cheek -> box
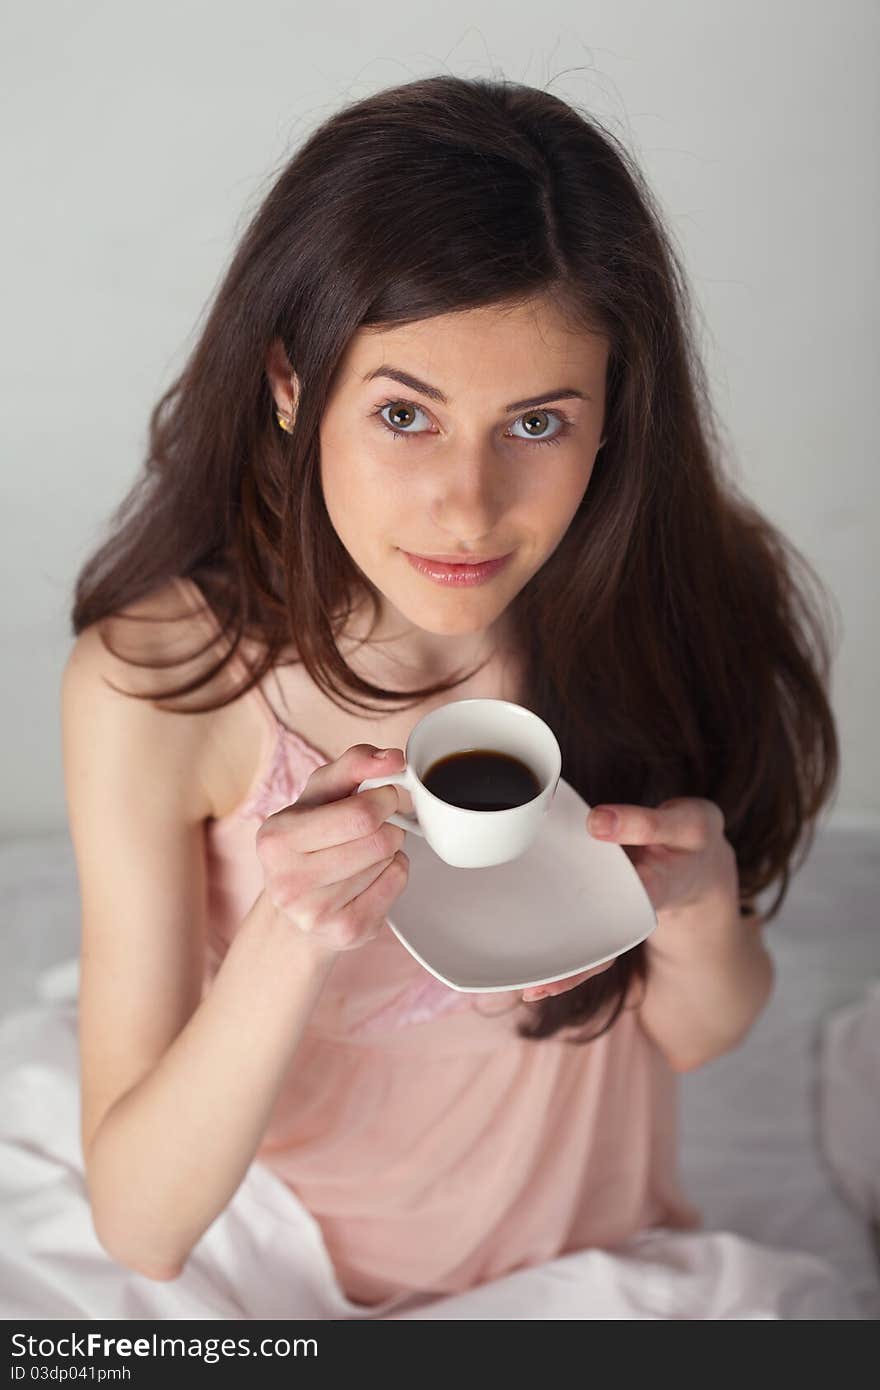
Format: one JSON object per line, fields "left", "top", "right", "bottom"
{"left": 322, "top": 428, "right": 433, "bottom": 511}
{"left": 560, "top": 453, "right": 597, "bottom": 506}
{"left": 525, "top": 456, "right": 596, "bottom": 533}
{"left": 320, "top": 431, "right": 367, "bottom": 504}
{"left": 319, "top": 443, "right": 409, "bottom": 554}
{"left": 320, "top": 446, "right": 362, "bottom": 544}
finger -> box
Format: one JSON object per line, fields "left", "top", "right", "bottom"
{"left": 299, "top": 817, "right": 408, "bottom": 890}
{"left": 586, "top": 797, "right": 724, "bottom": 851}
{"left": 298, "top": 850, "right": 409, "bottom": 940}
{"left": 295, "top": 744, "right": 405, "bottom": 811}
{"left": 271, "top": 746, "right": 406, "bottom": 850}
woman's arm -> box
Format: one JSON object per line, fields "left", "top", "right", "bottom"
{"left": 581, "top": 798, "right": 775, "bottom": 1071}
{"left": 533, "top": 799, "right": 776, "bottom": 1069}
{"left": 636, "top": 888, "right": 774, "bottom": 1072}
{"left": 62, "top": 611, "right": 337, "bottom": 1283}
{"left": 86, "top": 889, "right": 337, "bottom": 1279}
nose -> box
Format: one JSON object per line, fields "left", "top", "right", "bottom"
{"left": 429, "top": 445, "right": 507, "bottom": 542}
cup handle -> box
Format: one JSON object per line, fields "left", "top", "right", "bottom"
{"left": 356, "top": 768, "right": 426, "bottom": 838}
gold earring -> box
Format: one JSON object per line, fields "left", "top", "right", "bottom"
{"left": 275, "top": 408, "right": 295, "bottom": 434}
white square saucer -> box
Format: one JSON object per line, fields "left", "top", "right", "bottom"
{"left": 385, "top": 776, "right": 657, "bottom": 992}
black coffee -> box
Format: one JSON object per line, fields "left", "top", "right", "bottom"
{"left": 422, "top": 748, "right": 541, "bottom": 812}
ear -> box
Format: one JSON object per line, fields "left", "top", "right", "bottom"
{"left": 265, "top": 337, "right": 300, "bottom": 417}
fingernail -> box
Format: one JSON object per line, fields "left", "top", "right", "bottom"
{"left": 373, "top": 748, "right": 393, "bottom": 759}
{"left": 589, "top": 809, "right": 617, "bottom": 836}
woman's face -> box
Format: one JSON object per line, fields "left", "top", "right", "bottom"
{"left": 269, "top": 297, "right": 609, "bottom": 667}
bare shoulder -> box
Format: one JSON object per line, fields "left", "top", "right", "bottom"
{"left": 62, "top": 578, "right": 262, "bottom": 822}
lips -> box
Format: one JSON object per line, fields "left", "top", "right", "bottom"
{"left": 401, "top": 549, "right": 513, "bottom": 586}
{"left": 412, "top": 552, "right": 506, "bottom": 565}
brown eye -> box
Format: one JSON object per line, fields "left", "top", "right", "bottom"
{"left": 373, "top": 399, "right": 431, "bottom": 439}
{"left": 520, "top": 409, "right": 553, "bottom": 437}
{"left": 509, "top": 408, "right": 571, "bottom": 447}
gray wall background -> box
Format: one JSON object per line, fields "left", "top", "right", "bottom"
{"left": 3, "top": 0, "right": 878, "bottom": 836}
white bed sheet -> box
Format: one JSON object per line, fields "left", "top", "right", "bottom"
{"left": 1, "top": 828, "right": 878, "bottom": 1320}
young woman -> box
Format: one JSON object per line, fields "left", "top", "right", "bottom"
{"left": 61, "top": 74, "right": 838, "bottom": 1314}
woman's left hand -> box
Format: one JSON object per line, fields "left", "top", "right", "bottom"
{"left": 521, "top": 797, "right": 738, "bottom": 1003}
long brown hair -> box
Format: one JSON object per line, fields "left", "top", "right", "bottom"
{"left": 70, "top": 75, "right": 840, "bottom": 1045}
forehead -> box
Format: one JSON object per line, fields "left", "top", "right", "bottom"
{"left": 336, "top": 298, "right": 608, "bottom": 393}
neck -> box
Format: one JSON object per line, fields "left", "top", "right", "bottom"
{"left": 334, "top": 591, "right": 516, "bottom": 692}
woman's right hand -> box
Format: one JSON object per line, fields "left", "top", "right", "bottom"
{"left": 255, "top": 744, "right": 410, "bottom": 955}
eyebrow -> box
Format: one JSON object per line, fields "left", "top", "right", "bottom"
{"left": 362, "top": 364, "right": 590, "bottom": 413}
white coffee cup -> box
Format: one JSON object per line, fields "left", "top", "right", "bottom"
{"left": 356, "top": 698, "right": 562, "bottom": 868}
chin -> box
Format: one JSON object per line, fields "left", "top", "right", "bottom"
{"left": 401, "top": 603, "right": 493, "bottom": 636}
{"left": 387, "top": 578, "right": 499, "bottom": 626}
